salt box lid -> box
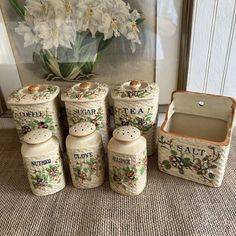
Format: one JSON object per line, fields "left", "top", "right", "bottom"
{"left": 61, "top": 82, "right": 109, "bottom": 102}
{"left": 23, "top": 129, "right": 52, "bottom": 145}
{"left": 113, "top": 126, "right": 141, "bottom": 142}
{"left": 69, "top": 122, "right": 96, "bottom": 137}
{"left": 8, "top": 84, "right": 60, "bottom": 105}
{"left": 111, "top": 80, "right": 159, "bottom": 101}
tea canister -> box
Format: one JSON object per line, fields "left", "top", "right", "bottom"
{"left": 66, "top": 122, "right": 105, "bottom": 189}
{"left": 21, "top": 129, "right": 66, "bottom": 196}
{"left": 108, "top": 126, "right": 147, "bottom": 196}
{"left": 111, "top": 80, "right": 159, "bottom": 156}
{"left": 158, "top": 91, "right": 236, "bottom": 187}
{"left": 8, "top": 84, "right": 65, "bottom": 151}
{"left": 61, "top": 82, "right": 109, "bottom": 150}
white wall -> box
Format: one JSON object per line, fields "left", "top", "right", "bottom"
{"left": 187, "top": 0, "right": 236, "bottom": 98}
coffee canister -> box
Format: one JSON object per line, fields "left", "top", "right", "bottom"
{"left": 108, "top": 126, "right": 147, "bottom": 196}
{"left": 62, "top": 82, "right": 109, "bottom": 149}
{"left": 111, "top": 80, "right": 159, "bottom": 156}
{"left": 66, "top": 122, "right": 105, "bottom": 189}
{"left": 8, "top": 84, "right": 65, "bottom": 151}
{"left": 21, "top": 129, "right": 66, "bottom": 196}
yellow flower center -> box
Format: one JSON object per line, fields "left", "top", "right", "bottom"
{"left": 64, "top": 2, "right": 73, "bottom": 14}
{"left": 87, "top": 8, "right": 94, "bottom": 19}
{"left": 52, "top": 30, "right": 59, "bottom": 40}
{"left": 131, "top": 21, "right": 139, "bottom": 34}
{"left": 111, "top": 19, "right": 118, "bottom": 30}
{"left": 41, "top": 3, "right": 48, "bottom": 14}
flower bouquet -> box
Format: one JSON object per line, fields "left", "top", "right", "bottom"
{"left": 10, "top": 0, "right": 143, "bottom": 81}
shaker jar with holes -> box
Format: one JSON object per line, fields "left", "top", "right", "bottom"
{"left": 21, "top": 129, "right": 66, "bottom": 196}
{"left": 61, "top": 82, "right": 109, "bottom": 150}
{"left": 8, "top": 84, "right": 65, "bottom": 151}
{"left": 66, "top": 122, "right": 105, "bottom": 189}
{"left": 111, "top": 80, "right": 159, "bottom": 156}
{"left": 108, "top": 126, "right": 147, "bottom": 196}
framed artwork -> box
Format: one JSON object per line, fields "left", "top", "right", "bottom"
{"left": 0, "top": 0, "right": 194, "bottom": 114}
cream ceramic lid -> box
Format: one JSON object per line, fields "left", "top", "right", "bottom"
{"left": 113, "top": 126, "right": 141, "bottom": 142}
{"left": 61, "top": 82, "right": 109, "bottom": 102}
{"left": 111, "top": 80, "right": 159, "bottom": 101}
{"left": 8, "top": 84, "right": 60, "bottom": 105}
{"left": 23, "top": 129, "right": 52, "bottom": 145}
{"left": 69, "top": 122, "right": 96, "bottom": 137}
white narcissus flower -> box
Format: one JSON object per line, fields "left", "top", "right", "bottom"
{"left": 15, "top": 22, "right": 39, "bottom": 47}
{"left": 76, "top": 0, "right": 103, "bottom": 37}
{"left": 34, "top": 20, "right": 76, "bottom": 50}
{"left": 125, "top": 10, "right": 142, "bottom": 53}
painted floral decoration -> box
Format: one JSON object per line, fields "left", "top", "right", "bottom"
{"left": 159, "top": 136, "right": 221, "bottom": 183}
{"left": 115, "top": 107, "right": 153, "bottom": 133}
{"left": 31, "top": 158, "right": 63, "bottom": 189}
{"left": 10, "top": 0, "right": 144, "bottom": 81}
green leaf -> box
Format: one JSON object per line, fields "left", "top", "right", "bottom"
{"left": 162, "top": 160, "right": 171, "bottom": 169}
{"left": 98, "top": 36, "right": 114, "bottom": 52}
{"left": 170, "top": 150, "right": 177, "bottom": 156}
{"left": 208, "top": 173, "right": 215, "bottom": 179}
{"left": 59, "top": 63, "right": 76, "bottom": 78}
{"left": 182, "top": 158, "right": 193, "bottom": 168}
{"left": 140, "top": 166, "right": 145, "bottom": 175}
{"left": 9, "top": 0, "right": 25, "bottom": 20}
{"left": 209, "top": 165, "right": 217, "bottom": 169}
{"left": 179, "top": 169, "right": 184, "bottom": 175}
{"left": 136, "top": 18, "right": 145, "bottom": 25}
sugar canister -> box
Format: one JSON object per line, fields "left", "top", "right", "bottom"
{"left": 108, "top": 126, "right": 147, "bottom": 196}
{"left": 21, "top": 129, "right": 66, "bottom": 196}
{"left": 8, "top": 84, "right": 65, "bottom": 151}
{"left": 66, "top": 122, "right": 105, "bottom": 189}
{"left": 111, "top": 80, "right": 159, "bottom": 156}
{"left": 62, "top": 82, "right": 109, "bottom": 150}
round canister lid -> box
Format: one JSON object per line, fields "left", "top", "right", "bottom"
{"left": 113, "top": 126, "right": 141, "bottom": 142}
{"left": 23, "top": 129, "right": 52, "bottom": 144}
{"left": 69, "top": 122, "right": 96, "bottom": 137}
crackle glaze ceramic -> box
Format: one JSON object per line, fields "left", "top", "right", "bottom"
{"left": 66, "top": 122, "right": 105, "bottom": 189}
{"left": 111, "top": 80, "right": 159, "bottom": 156}
{"left": 62, "top": 82, "right": 109, "bottom": 150}
{"left": 21, "top": 129, "right": 66, "bottom": 196}
{"left": 158, "top": 91, "right": 236, "bottom": 187}
{"left": 8, "top": 84, "right": 65, "bottom": 151}
{"left": 108, "top": 126, "right": 147, "bottom": 196}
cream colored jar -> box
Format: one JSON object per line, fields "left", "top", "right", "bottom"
{"left": 112, "top": 80, "right": 159, "bottom": 156}
{"left": 61, "top": 82, "right": 109, "bottom": 150}
{"left": 21, "top": 129, "right": 66, "bottom": 196}
{"left": 108, "top": 126, "right": 147, "bottom": 196}
{"left": 8, "top": 84, "right": 65, "bottom": 151}
{"left": 66, "top": 122, "right": 105, "bottom": 189}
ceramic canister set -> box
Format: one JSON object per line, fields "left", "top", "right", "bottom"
{"left": 8, "top": 81, "right": 236, "bottom": 196}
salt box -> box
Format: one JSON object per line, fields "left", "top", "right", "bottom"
{"left": 158, "top": 91, "right": 236, "bottom": 187}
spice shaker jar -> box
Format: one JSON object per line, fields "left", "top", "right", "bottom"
{"left": 108, "top": 126, "right": 147, "bottom": 196}
{"left": 66, "top": 122, "right": 105, "bottom": 189}
{"left": 111, "top": 80, "right": 159, "bottom": 156}
{"left": 62, "top": 82, "right": 109, "bottom": 150}
{"left": 8, "top": 84, "right": 65, "bottom": 151}
{"left": 21, "top": 129, "right": 66, "bottom": 196}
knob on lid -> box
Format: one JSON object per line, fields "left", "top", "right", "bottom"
{"left": 79, "top": 82, "right": 91, "bottom": 91}
{"left": 69, "top": 122, "right": 96, "bottom": 137}
{"left": 129, "top": 80, "right": 142, "bottom": 90}
{"left": 23, "top": 129, "right": 52, "bottom": 144}
{"left": 28, "top": 84, "right": 41, "bottom": 94}
{"left": 113, "top": 126, "right": 141, "bottom": 142}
